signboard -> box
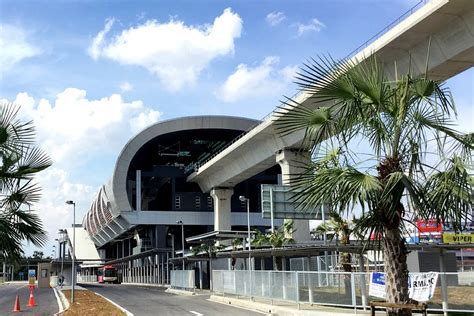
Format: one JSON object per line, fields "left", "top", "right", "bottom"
{"left": 408, "top": 272, "right": 438, "bottom": 302}
{"left": 416, "top": 219, "right": 442, "bottom": 234}
{"left": 443, "top": 233, "right": 473, "bottom": 244}
{"left": 261, "top": 184, "right": 329, "bottom": 219}
{"left": 369, "top": 272, "right": 385, "bottom": 298}
{"left": 28, "top": 269, "right": 36, "bottom": 286}
{"left": 369, "top": 272, "right": 438, "bottom": 302}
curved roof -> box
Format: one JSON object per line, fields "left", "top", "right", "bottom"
{"left": 83, "top": 115, "right": 259, "bottom": 240}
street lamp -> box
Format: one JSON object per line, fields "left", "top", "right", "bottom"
{"left": 176, "top": 220, "right": 185, "bottom": 270}
{"left": 239, "top": 196, "right": 252, "bottom": 270}
{"left": 66, "top": 200, "right": 76, "bottom": 303}
{"left": 57, "top": 229, "right": 65, "bottom": 279}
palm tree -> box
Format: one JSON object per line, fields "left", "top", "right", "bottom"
{"left": 314, "top": 211, "right": 352, "bottom": 272}
{"left": 275, "top": 56, "right": 473, "bottom": 315}
{"left": 0, "top": 103, "right": 52, "bottom": 260}
{"left": 314, "top": 211, "right": 353, "bottom": 296}
{"left": 252, "top": 220, "right": 295, "bottom": 270}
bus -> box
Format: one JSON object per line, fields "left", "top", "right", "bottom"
{"left": 97, "top": 265, "right": 118, "bottom": 283}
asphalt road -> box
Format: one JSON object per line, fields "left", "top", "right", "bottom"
{"left": 0, "top": 282, "right": 59, "bottom": 315}
{"left": 82, "top": 283, "right": 263, "bottom": 316}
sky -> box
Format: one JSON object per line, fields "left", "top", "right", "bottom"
{"left": 0, "top": 0, "right": 472, "bottom": 257}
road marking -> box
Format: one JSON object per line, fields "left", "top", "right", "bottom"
{"left": 189, "top": 311, "right": 203, "bottom": 316}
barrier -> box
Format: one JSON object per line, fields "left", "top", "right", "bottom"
{"left": 212, "top": 270, "right": 474, "bottom": 314}
{"left": 170, "top": 270, "right": 195, "bottom": 291}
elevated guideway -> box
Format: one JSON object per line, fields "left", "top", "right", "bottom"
{"left": 188, "top": 0, "right": 474, "bottom": 192}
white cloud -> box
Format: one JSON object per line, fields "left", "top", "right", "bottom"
{"left": 266, "top": 11, "right": 286, "bottom": 26}
{"left": 3, "top": 89, "right": 162, "bottom": 251}
{"left": 296, "top": 18, "right": 325, "bottom": 36}
{"left": 88, "top": 8, "right": 243, "bottom": 91}
{"left": 0, "top": 24, "right": 41, "bottom": 71}
{"left": 88, "top": 18, "right": 115, "bottom": 60}
{"left": 120, "top": 81, "right": 133, "bottom": 92}
{"left": 216, "top": 56, "right": 298, "bottom": 103}
{"left": 9, "top": 88, "right": 162, "bottom": 163}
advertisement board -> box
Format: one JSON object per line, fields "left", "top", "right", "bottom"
{"left": 442, "top": 233, "right": 473, "bottom": 244}
{"left": 416, "top": 219, "right": 443, "bottom": 234}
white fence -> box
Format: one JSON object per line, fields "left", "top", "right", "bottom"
{"left": 213, "top": 270, "right": 474, "bottom": 314}
{"left": 77, "top": 274, "right": 97, "bottom": 283}
{"left": 170, "top": 270, "right": 195, "bottom": 291}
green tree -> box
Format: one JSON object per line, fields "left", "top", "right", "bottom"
{"left": 275, "top": 57, "right": 473, "bottom": 315}
{"left": 314, "top": 211, "right": 353, "bottom": 272}
{"left": 314, "top": 211, "right": 354, "bottom": 296}
{"left": 0, "top": 103, "right": 52, "bottom": 260}
{"left": 252, "top": 220, "right": 295, "bottom": 270}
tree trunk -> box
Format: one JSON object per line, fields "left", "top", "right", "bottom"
{"left": 341, "top": 252, "right": 352, "bottom": 297}
{"left": 384, "top": 228, "right": 410, "bottom": 316}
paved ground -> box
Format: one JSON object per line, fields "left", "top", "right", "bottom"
{"left": 82, "top": 283, "right": 263, "bottom": 316}
{"left": 0, "top": 282, "right": 59, "bottom": 315}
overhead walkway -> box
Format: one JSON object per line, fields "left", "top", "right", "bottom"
{"left": 188, "top": 0, "right": 474, "bottom": 192}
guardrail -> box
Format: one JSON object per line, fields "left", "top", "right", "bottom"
{"left": 212, "top": 270, "right": 474, "bottom": 314}
{"left": 170, "top": 270, "right": 195, "bottom": 291}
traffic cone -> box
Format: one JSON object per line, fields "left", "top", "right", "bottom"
{"left": 12, "top": 295, "right": 21, "bottom": 312}
{"left": 27, "top": 288, "right": 36, "bottom": 307}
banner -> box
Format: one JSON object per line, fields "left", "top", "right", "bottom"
{"left": 408, "top": 272, "right": 438, "bottom": 302}
{"left": 369, "top": 272, "right": 438, "bottom": 302}
{"left": 442, "top": 233, "right": 473, "bottom": 244}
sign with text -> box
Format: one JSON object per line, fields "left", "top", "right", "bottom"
{"left": 408, "top": 272, "right": 438, "bottom": 302}
{"left": 369, "top": 272, "right": 385, "bottom": 298}
{"left": 369, "top": 272, "right": 439, "bottom": 302}
{"left": 442, "top": 233, "right": 473, "bottom": 244}
{"left": 28, "top": 269, "right": 36, "bottom": 286}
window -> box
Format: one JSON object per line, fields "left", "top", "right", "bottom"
{"left": 175, "top": 196, "right": 181, "bottom": 209}
{"left": 195, "top": 196, "right": 201, "bottom": 209}
{"left": 207, "top": 196, "right": 213, "bottom": 209}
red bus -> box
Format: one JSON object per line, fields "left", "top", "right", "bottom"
{"left": 97, "top": 265, "right": 118, "bottom": 283}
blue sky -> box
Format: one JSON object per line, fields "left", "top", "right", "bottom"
{"left": 0, "top": 0, "right": 472, "bottom": 257}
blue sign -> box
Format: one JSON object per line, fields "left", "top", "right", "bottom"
{"left": 372, "top": 272, "right": 385, "bottom": 285}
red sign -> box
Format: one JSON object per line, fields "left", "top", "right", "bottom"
{"left": 416, "top": 219, "right": 443, "bottom": 234}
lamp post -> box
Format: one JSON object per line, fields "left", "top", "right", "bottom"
{"left": 65, "top": 200, "right": 76, "bottom": 303}
{"left": 168, "top": 233, "right": 175, "bottom": 270}
{"left": 239, "top": 196, "right": 252, "bottom": 270}
{"left": 176, "top": 221, "right": 185, "bottom": 270}
{"left": 57, "top": 229, "right": 65, "bottom": 279}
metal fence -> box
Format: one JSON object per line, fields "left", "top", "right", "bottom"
{"left": 77, "top": 274, "right": 97, "bottom": 283}
{"left": 170, "top": 270, "right": 195, "bottom": 291}
{"left": 212, "top": 270, "right": 474, "bottom": 314}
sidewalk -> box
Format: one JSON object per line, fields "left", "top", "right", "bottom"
{"left": 209, "top": 295, "right": 442, "bottom": 316}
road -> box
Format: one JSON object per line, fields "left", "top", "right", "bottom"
{"left": 82, "top": 283, "right": 263, "bottom": 316}
{"left": 0, "top": 282, "right": 59, "bottom": 315}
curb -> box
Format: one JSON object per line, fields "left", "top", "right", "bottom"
{"left": 121, "top": 282, "right": 168, "bottom": 288}
{"left": 165, "top": 288, "right": 196, "bottom": 296}
{"left": 94, "top": 291, "right": 134, "bottom": 316}
{"left": 209, "top": 295, "right": 366, "bottom": 316}
{"left": 53, "top": 287, "right": 70, "bottom": 315}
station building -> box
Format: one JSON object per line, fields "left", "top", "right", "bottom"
{"left": 62, "top": 115, "right": 293, "bottom": 285}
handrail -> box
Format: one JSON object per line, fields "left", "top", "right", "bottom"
{"left": 187, "top": 0, "right": 430, "bottom": 174}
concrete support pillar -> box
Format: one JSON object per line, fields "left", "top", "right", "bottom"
{"left": 276, "top": 149, "right": 312, "bottom": 242}
{"left": 210, "top": 188, "right": 234, "bottom": 231}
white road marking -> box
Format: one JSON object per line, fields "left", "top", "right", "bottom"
{"left": 189, "top": 311, "right": 204, "bottom": 316}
